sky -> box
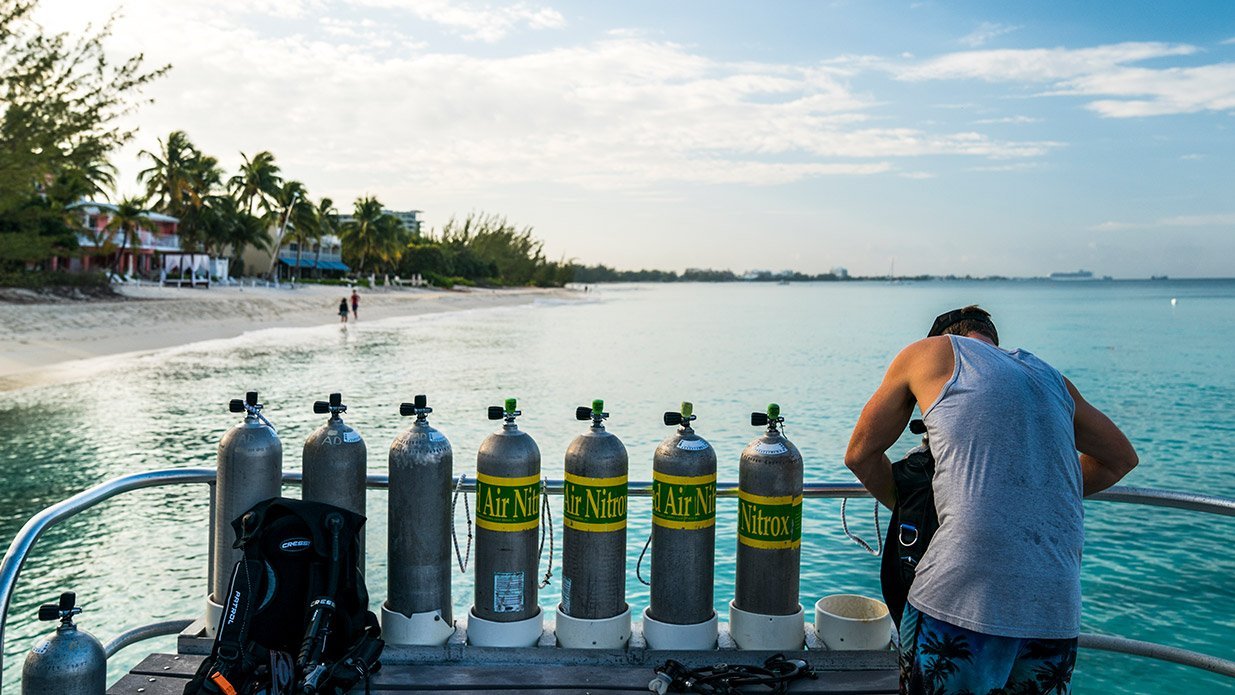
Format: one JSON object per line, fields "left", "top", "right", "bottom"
{"left": 32, "top": 0, "right": 1235, "bottom": 277}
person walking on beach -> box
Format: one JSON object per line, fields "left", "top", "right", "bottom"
{"left": 844, "top": 305, "right": 1137, "bottom": 695}
{"left": 338, "top": 297, "right": 349, "bottom": 323}
{"left": 351, "top": 289, "right": 360, "bottom": 320}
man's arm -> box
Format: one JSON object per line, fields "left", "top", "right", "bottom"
{"left": 1065, "top": 377, "right": 1138, "bottom": 496}
{"left": 845, "top": 347, "right": 920, "bottom": 509}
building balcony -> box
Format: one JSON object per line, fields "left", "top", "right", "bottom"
{"left": 77, "top": 230, "right": 182, "bottom": 253}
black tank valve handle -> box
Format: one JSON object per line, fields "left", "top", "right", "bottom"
{"left": 313, "top": 393, "right": 347, "bottom": 418}
{"left": 576, "top": 399, "right": 608, "bottom": 427}
{"left": 751, "top": 403, "right": 784, "bottom": 431}
{"left": 663, "top": 401, "right": 697, "bottom": 428}
{"left": 229, "top": 391, "right": 276, "bottom": 431}
{"left": 489, "top": 398, "right": 522, "bottom": 423}
{"left": 399, "top": 394, "right": 433, "bottom": 420}
{"left": 38, "top": 592, "right": 81, "bottom": 624}
{"left": 909, "top": 419, "right": 927, "bottom": 435}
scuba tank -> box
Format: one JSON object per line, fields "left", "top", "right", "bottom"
{"left": 730, "top": 403, "right": 805, "bottom": 650}
{"left": 22, "top": 592, "right": 105, "bottom": 695}
{"left": 383, "top": 394, "right": 457, "bottom": 645}
{"left": 302, "top": 393, "right": 367, "bottom": 554}
{"left": 642, "top": 401, "right": 719, "bottom": 650}
{"left": 556, "top": 400, "right": 631, "bottom": 649}
{"left": 210, "top": 391, "right": 282, "bottom": 635}
{"left": 468, "top": 398, "right": 544, "bottom": 647}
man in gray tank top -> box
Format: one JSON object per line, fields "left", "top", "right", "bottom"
{"left": 845, "top": 306, "right": 1137, "bottom": 695}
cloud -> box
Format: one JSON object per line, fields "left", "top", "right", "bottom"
{"left": 893, "top": 42, "right": 1235, "bottom": 118}
{"left": 346, "top": 0, "right": 566, "bottom": 42}
{"left": 897, "top": 42, "right": 1197, "bottom": 82}
{"left": 27, "top": 0, "right": 1058, "bottom": 201}
{"left": 959, "top": 22, "right": 1019, "bottom": 48}
{"left": 972, "top": 115, "right": 1040, "bottom": 125}
{"left": 1090, "top": 214, "right": 1235, "bottom": 231}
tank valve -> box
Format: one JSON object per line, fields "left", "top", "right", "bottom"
{"left": 38, "top": 592, "right": 81, "bottom": 625}
{"left": 313, "top": 392, "right": 347, "bottom": 418}
{"left": 662, "top": 401, "right": 696, "bottom": 428}
{"left": 750, "top": 403, "right": 783, "bottom": 431}
{"left": 399, "top": 394, "right": 432, "bottom": 420}
{"left": 228, "top": 390, "right": 275, "bottom": 430}
{"left": 488, "top": 397, "right": 521, "bottom": 423}
{"left": 575, "top": 399, "right": 608, "bottom": 428}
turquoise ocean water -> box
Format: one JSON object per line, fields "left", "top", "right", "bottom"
{"left": 1, "top": 280, "right": 1233, "bottom": 692}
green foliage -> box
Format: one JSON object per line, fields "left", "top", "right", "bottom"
{"left": 340, "top": 196, "right": 410, "bottom": 274}
{"left": 0, "top": 0, "right": 167, "bottom": 272}
{"left": 397, "top": 212, "right": 571, "bottom": 287}
{"left": 0, "top": 268, "right": 108, "bottom": 288}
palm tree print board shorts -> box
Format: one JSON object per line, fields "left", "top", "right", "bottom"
{"left": 899, "top": 603, "right": 1078, "bottom": 695}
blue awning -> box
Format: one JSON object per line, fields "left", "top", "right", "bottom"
{"left": 278, "top": 258, "right": 350, "bottom": 272}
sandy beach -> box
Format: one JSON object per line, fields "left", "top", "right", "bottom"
{"left": 0, "top": 283, "right": 573, "bottom": 392}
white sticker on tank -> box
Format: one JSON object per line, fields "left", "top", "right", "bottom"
{"left": 561, "top": 577, "right": 572, "bottom": 615}
{"left": 493, "top": 571, "right": 525, "bottom": 613}
{"left": 754, "top": 442, "right": 789, "bottom": 456}
{"left": 430, "top": 432, "right": 447, "bottom": 442}
{"left": 677, "top": 439, "right": 710, "bottom": 451}
{"left": 343, "top": 431, "right": 361, "bottom": 443}
{"left": 32, "top": 639, "right": 50, "bottom": 655}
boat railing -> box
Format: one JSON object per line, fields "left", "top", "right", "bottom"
{"left": 1, "top": 468, "right": 1233, "bottom": 691}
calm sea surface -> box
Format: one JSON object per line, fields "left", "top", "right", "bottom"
{"left": 1, "top": 280, "right": 1233, "bottom": 692}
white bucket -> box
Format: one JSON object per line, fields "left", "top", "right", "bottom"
{"left": 813, "top": 595, "right": 893, "bottom": 651}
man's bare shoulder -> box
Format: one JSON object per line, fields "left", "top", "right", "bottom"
{"left": 889, "top": 335, "right": 955, "bottom": 382}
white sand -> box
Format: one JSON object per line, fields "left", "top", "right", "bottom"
{"left": 0, "top": 283, "right": 573, "bottom": 391}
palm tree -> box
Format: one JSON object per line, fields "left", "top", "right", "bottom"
{"left": 229, "top": 151, "right": 282, "bottom": 217}
{"left": 312, "top": 197, "right": 338, "bottom": 278}
{"left": 267, "top": 181, "right": 315, "bottom": 279}
{"left": 105, "top": 197, "right": 148, "bottom": 276}
{"left": 340, "top": 197, "right": 411, "bottom": 275}
{"left": 138, "top": 131, "right": 207, "bottom": 213}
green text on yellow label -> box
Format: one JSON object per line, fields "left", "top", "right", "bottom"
{"left": 563, "top": 472, "right": 627, "bottom": 532}
{"left": 476, "top": 472, "right": 540, "bottom": 532}
{"left": 652, "top": 471, "right": 716, "bottom": 529}
{"left": 737, "top": 490, "right": 802, "bottom": 549}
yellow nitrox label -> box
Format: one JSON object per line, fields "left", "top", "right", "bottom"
{"left": 563, "top": 472, "right": 627, "bottom": 532}
{"left": 652, "top": 471, "right": 716, "bottom": 530}
{"left": 475, "top": 472, "right": 541, "bottom": 532}
{"left": 737, "top": 490, "right": 802, "bottom": 549}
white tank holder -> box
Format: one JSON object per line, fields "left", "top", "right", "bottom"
{"left": 382, "top": 603, "right": 456, "bottom": 646}
{"left": 728, "top": 600, "right": 805, "bottom": 651}
{"left": 554, "top": 605, "right": 632, "bottom": 649}
{"left": 641, "top": 606, "right": 718, "bottom": 650}
{"left": 204, "top": 595, "right": 223, "bottom": 638}
{"left": 466, "top": 607, "right": 544, "bottom": 648}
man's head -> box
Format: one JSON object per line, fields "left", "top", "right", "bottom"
{"left": 928, "top": 305, "right": 999, "bottom": 346}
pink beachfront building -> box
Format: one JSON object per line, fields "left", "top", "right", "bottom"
{"left": 58, "top": 201, "right": 181, "bottom": 276}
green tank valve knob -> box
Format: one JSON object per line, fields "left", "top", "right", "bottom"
{"left": 592, "top": 399, "right": 604, "bottom": 414}
{"left": 505, "top": 397, "right": 517, "bottom": 414}
{"left": 680, "top": 401, "right": 693, "bottom": 418}
{"left": 767, "top": 403, "right": 781, "bottom": 419}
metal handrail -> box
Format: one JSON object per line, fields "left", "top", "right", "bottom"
{"left": 1, "top": 468, "right": 1233, "bottom": 691}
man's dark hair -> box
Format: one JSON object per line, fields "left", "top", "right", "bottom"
{"left": 929, "top": 305, "right": 999, "bottom": 345}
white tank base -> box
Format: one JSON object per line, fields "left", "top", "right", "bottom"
{"left": 641, "top": 607, "right": 718, "bottom": 650}
{"left": 466, "top": 607, "right": 544, "bottom": 648}
{"left": 728, "top": 600, "right": 805, "bottom": 650}
{"left": 555, "top": 605, "right": 632, "bottom": 649}
{"left": 381, "top": 602, "right": 457, "bottom": 646}
{"left": 204, "top": 595, "right": 223, "bottom": 638}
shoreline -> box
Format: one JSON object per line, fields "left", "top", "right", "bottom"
{"left": 0, "top": 284, "right": 575, "bottom": 392}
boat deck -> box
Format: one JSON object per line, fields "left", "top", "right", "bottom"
{"left": 106, "top": 620, "right": 899, "bottom": 694}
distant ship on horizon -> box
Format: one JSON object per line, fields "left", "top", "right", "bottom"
{"left": 1050, "top": 269, "right": 1100, "bottom": 281}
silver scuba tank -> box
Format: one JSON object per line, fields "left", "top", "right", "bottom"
{"left": 649, "top": 401, "right": 717, "bottom": 625}
{"left": 384, "top": 394, "right": 455, "bottom": 644}
{"left": 302, "top": 392, "right": 367, "bottom": 533}
{"left": 472, "top": 398, "right": 542, "bottom": 623}
{"left": 22, "top": 592, "right": 105, "bottom": 695}
{"left": 212, "top": 392, "right": 282, "bottom": 612}
{"left": 734, "top": 403, "right": 803, "bottom": 617}
{"left": 560, "top": 400, "right": 629, "bottom": 621}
